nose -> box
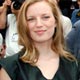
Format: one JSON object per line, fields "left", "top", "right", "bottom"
{"left": 36, "top": 18, "right": 43, "bottom": 28}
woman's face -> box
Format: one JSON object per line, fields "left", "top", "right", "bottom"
{"left": 26, "top": 1, "right": 56, "bottom": 43}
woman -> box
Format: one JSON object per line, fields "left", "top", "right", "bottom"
{"left": 0, "top": 0, "right": 79, "bottom": 80}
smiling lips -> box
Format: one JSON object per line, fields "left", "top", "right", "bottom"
{"left": 35, "top": 30, "right": 46, "bottom": 35}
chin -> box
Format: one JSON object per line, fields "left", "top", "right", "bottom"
{"left": 33, "top": 38, "right": 52, "bottom": 43}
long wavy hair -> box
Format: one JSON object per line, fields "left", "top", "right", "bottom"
{"left": 17, "top": 0, "right": 76, "bottom": 65}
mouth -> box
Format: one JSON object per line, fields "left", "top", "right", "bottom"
{"left": 35, "top": 30, "right": 46, "bottom": 35}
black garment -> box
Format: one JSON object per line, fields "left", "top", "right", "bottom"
{"left": 0, "top": 27, "right": 7, "bottom": 40}
{"left": 0, "top": 52, "right": 79, "bottom": 80}
{"left": 0, "top": 0, "right": 4, "bottom": 6}
{"left": 58, "top": 0, "right": 72, "bottom": 18}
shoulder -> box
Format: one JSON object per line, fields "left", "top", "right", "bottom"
{"left": 0, "top": 53, "right": 19, "bottom": 78}
{"left": 0, "top": 53, "right": 19, "bottom": 69}
{"left": 0, "top": 49, "right": 32, "bottom": 78}
{"left": 61, "top": 57, "right": 80, "bottom": 79}
{"left": 61, "top": 57, "right": 78, "bottom": 68}
{"left": 61, "top": 57, "right": 79, "bottom": 75}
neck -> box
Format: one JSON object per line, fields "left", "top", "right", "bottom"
{"left": 34, "top": 40, "right": 57, "bottom": 59}
{"left": 35, "top": 40, "right": 51, "bottom": 53}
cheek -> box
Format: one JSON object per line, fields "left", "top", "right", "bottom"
{"left": 28, "top": 23, "right": 35, "bottom": 31}
{"left": 28, "top": 25, "right": 34, "bottom": 37}
{"left": 47, "top": 20, "right": 56, "bottom": 37}
{"left": 47, "top": 17, "right": 56, "bottom": 28}
{"left": 47, "top": 21, "right": 56, "bottom": 31}
{"left": 47, "top": 26, "right": 56, "bottom": 37}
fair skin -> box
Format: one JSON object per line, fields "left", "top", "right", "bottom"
{"left": 0, "top": 68, "right": 11, "bottom": 80}
{"left": 27, "top": 1, "right": 59, "bottom": 79}
{"left": 53, "top": 0, "right": 59, "bottom": 4}
{"left": 0, "top": 1, "right": 59, "bottom": 80}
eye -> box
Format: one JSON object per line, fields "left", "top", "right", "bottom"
{"left": 42, "top": 16, "right": 50, "bottom": 20}
{"left": 27, "top": 18, "right": 35, "bottom": 22}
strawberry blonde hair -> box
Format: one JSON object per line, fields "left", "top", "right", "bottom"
{"left": 17, "top": 0, "right": 76, "bottom": 65}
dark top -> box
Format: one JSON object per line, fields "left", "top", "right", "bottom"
{"left": 0, "top": 52, "right": 80, "bottom": 80}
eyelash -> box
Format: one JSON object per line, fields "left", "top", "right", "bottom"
{"left": 42, "top": 16, "right": 50, "bottom": 19}
{"left": 27, "top": 18, "right": 35, "bottom": 21}
{"left": 27, "top": 16, "right": 50, "bottom": 21}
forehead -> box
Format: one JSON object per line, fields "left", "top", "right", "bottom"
{"left": 27, "top": 1, "right": 53, "bottom": 15}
